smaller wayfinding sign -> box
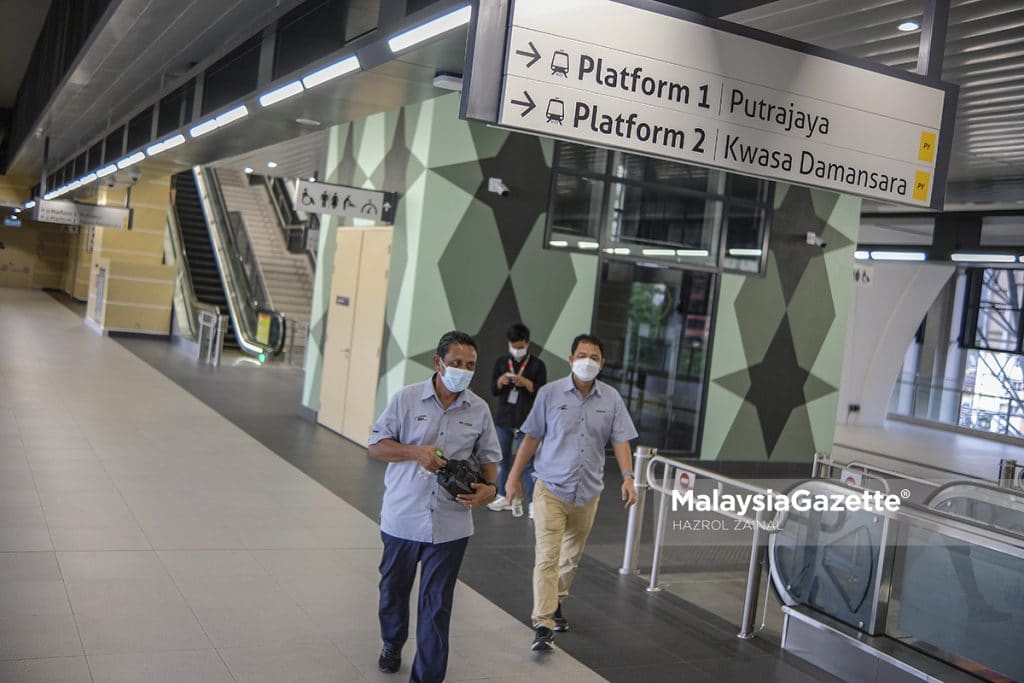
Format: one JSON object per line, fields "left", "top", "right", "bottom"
{"left": 464, "top": 0, "right": 957, "bottom": 209}
{"left": 33, "top": 200, "right": 131, "bottom": 230}
{"left": 295, "top": 180, "right": 396, "bottom": 223}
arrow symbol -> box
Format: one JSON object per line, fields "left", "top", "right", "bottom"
{"left": 515, "top": 41, "right": 541, "bottom": 68}
{"left": 383, "top": 201, "right": 392, "bottom": 212}
{"left": 510, "top": 91, "right": 535, "bottom": 117}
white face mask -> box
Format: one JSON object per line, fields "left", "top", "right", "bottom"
{"left": 572, "top": 358, "right": 601, "bottom": 383}
{"left": 440, "top": 361, "right": 474, "bottom": 393}
{"left": 509, "top": 345, "right": 528, "bottom": 361}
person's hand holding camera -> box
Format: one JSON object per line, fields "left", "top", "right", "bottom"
{"left": 456, "top": 482, "right": 497, "bottom": 510}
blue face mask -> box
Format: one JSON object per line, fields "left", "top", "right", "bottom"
{"left": 440, "top": 361, "right": 474, "bottom": 393}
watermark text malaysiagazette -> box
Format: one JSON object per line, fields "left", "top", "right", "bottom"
{"left": 672, "top": 488, "right": 902, "bottom": 516}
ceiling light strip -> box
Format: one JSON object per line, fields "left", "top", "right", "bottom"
{"left": 387, "top": 5, "right": 471, "bottom": 53}
{"left": 302, "top": 55, "right": 361, "bottom": 89}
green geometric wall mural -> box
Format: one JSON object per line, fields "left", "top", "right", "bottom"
{"left": 701, "top": 185, "right": 861, "bottom": 462}
{"left": 301, "top": 93, "right": 598, "bottom": 420}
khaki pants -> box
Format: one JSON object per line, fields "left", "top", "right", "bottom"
{"left": 531, "top": 480, "right": 600, "bottom": 629}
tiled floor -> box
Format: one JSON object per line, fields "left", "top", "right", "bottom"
{"left": 0, "top": 288, "right": 608, "bottom": 682}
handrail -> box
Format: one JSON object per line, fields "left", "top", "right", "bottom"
{"left": 262, "top": 175, "right": 318, "bottom": 269}
{"left": 192, "top": 166, "right": 283, "bottom": 358}
{"left": 812, "top": 452, "right": 941, "bottom": 493}
{"left": 164, "top": 204, "right": 218, "bottom": 340}
{"left": 624, "top": 452, "right": 776, "bottom": 640}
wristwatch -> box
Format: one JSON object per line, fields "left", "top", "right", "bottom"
{"left": 622, "top": 471, "right": 635, "bottom": 480}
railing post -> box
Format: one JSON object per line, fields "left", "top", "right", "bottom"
{"left": 738, "top": 507, "right": 768, "bottom": 640}
{"left": 646, "top": 463, "right": 672, "bottom": 592}
{"left": 620, "top": 445, "right": 654, "bottom": 575}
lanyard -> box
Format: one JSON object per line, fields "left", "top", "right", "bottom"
{"left": 507, "top": 356, "right": 529, "bottom": 375}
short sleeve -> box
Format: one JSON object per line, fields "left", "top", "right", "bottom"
{"left": 609, "top": 393, "right": 639, "bottom": 445}
{"left": 475, "top": 415, "right": 502, "bottom": 465}
{"left": 368, "top": 391, "right": 402, "bottom": 446}
{"left": 519, "top": 384, "right": 549, "bottom": 439}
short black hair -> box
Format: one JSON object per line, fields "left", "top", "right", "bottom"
{"left": 571, "top": 333, "right": 603, "bottom": 356}
{"left": 506, "top": 323, "right": 530, "bottom": 343}
{"left": 436, "top": 330, "right": 478, "bottom": 359}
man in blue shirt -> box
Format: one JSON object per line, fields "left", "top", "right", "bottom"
{"left": 505, "top": 333, "right": 638, "bottom": 651}
{"left": 368, "top": 330, "right": 501, "bottom": 682}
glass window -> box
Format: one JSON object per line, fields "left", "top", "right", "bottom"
{"left": 549, "top": 174, "right": 604, "bottom": 243}
{"left": 594, "top": 262, "right": 713, "bottom": 454}
{"left": 547, "top": 141, "right": 772, "bottom": 273}
{"left": 963, "top": 268, "right": 1024, "bottom": 353}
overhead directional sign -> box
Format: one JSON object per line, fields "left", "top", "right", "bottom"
{"left": 33, "top": 199, "right": 131, "bottom": 230}
{"left": 294, "top": 180, "right": 397, "bottom": 224}
{"left": 464, "top": 0, "right": 957, "bottom": 209}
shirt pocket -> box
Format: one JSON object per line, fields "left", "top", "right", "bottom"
{"left": 589, "top": 407, "right": 614, "bottom": 442}
{"left": 401, "top": 414, "right": 433, "bottom": 445}
{"left": 443, "top": 418, "right": 480, "bottom": 459}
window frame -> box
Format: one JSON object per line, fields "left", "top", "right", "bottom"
{"left": 545, "top": 141, "right": 775, "bottom": 276}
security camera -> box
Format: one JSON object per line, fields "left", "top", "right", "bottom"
{"left": 806, "top": 231, "right": 826, "bottom": 248}
{"left": 128, "top": 167, "right": 141, "bottom": 183}
{"left": 105, "top": 177, "right": 117, "bottom": 188}
{"left": 488, "top": 177, "right": 509, "bottom": 197}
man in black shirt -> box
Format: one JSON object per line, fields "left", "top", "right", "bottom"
{"left": 487, "top": 323, "right": 547, "bottom": 515}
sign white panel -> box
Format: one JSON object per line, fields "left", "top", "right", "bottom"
{"left": 295, "top": 180, "right": 396, "bottom": 223}
{"left": 488, "top": 0, "right": 955, "bottom": 208}
{"left": 33, "top": 200, "right": 131, "bottom": 230}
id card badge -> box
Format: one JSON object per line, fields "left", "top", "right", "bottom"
{"left": 507, "top": 387, "right": 519, "bottom": 405}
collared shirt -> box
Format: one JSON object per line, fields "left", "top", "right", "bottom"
{"left": 369, "top": 377, "right": 501, "bottom": 544}
{"left": 520, "top": 376, "right": 638, "bottom": 506}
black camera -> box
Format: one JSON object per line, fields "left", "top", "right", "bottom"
{"left": 436, "top": 458, "right": 487, "bottom": 498}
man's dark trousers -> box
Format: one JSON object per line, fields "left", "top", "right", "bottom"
{"left": 379, "top": 532, "right": 470, "bottom": 683}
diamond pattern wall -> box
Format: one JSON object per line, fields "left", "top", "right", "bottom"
{"left": 300, "top": 93, "right": 599, "bottom": 419}
{"left": 701, "top": 186, "right": 861, "bottom": 462}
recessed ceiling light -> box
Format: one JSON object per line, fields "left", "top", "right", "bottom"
{"left": 307, "top": 176, "right": 316, "bottom": 182}
{"left": 244, "top": 167, "right": 254, "bottom": 174}
{"left": 267, "top": 161, "right": 278, "bottom": 169}
{"left": 898, "top": 20, "right": 920, "bottom": 31}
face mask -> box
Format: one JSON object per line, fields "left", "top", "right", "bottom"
{"left": 440, "top": 362, "right": 474, "bottom": 393}
{"left": 509, "top": 346, "right": 528, "bottom": 361}
{"left": 572, "top": 358, "right": 601, "bottom": 383}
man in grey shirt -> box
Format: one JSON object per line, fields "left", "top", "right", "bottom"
{"left": 505, "top": 333, "right": 638, "bottom": 651}
{"left": 368, "top": 330, "right": 501, "bottom": 682}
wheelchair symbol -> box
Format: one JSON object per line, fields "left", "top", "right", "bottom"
{"left": 550, "top": 50, "right": 569, "bottom": 77}
{"left": 300, "top": 188, "right": 315, "bottom": 207}
{"left": 546, "top": 98, "right": 565, "bottom": 124}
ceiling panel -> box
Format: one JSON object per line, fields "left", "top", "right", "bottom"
{"left": 727, "top": 0, "right": 1024, "bottom": 205}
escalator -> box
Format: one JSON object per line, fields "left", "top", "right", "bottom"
{"left": 768, "top": 478, "right": 1024, "bottom": 682}
{"left": 173, "top": 171, "right": 237, "bottom": 348}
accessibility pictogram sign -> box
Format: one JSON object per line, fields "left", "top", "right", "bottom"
{"left": 294, "top": 180, "right": 397, "bottom": 224}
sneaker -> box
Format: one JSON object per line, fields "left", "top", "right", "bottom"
{"left": 528, "top": 502, "right": 534, "bottom": 519}
{"left": 487, "top": 495, "right": 512, "bottom": 511}
{"left": 553, "top": 604, "right": 569, "bottom": 632}
{"left": 378, "top": 644, "right": 401, "bottom": 673}
{"left": 531, "top": 625, "right": 554, "bottom": 651}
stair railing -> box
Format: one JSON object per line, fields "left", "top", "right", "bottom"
{"left": 261, "top": 175, "right": 318, "bottom": 269}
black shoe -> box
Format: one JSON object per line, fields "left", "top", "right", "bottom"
{"left": 552, "top": 604, "right": 569, "bottom": 632}
{"left": 531, "top": 625, "right": 554, "bottom": 651}
{"left": 378, "top": 644, "right": 401, "bottom": 673}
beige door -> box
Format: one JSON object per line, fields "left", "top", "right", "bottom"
{"left": 318, "top": 227, "right": 393, "bottom": 444}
